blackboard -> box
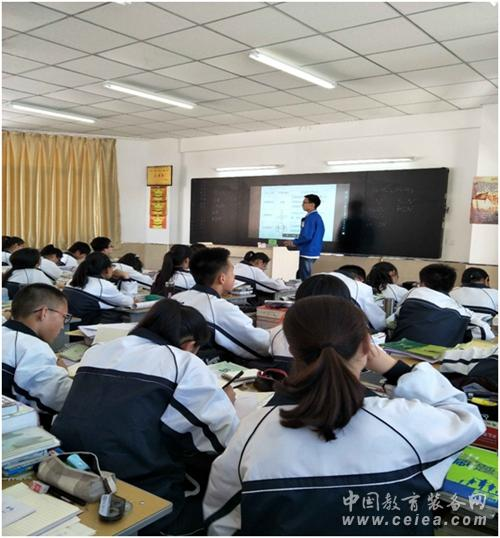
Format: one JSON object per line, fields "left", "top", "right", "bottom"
{"left": 190, "top": 168, "right": 449, "bottom": 258}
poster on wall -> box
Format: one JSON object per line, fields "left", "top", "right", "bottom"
{"left": 149, "top": 186, "right": 167, "bottom": 229}
{"left": 470, "top": 176, "right": 498, "bottom": 225}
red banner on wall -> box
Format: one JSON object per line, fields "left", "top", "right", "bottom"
{"left": 149, "top": 186, "right": 167, "bottom": 229}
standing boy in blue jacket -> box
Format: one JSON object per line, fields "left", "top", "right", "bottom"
{"left": 285, "top": 194, "right": 325, "bottom": 280}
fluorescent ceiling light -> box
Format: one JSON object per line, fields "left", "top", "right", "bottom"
{"left": 249, "top": 51, "right": 335, "bottom": 89}
{"left": 104, "top": 81, "right": 194, "bottom": 109}
{"left": 9, "top": 103, "right": 95, "bottom": 124}
{"left": 215, "top": 165, "right": 283, "bottom": 172}
{"left": 326, "top": 158, "right": 415, "bottom": 165}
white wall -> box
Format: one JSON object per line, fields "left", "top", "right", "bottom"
{"left": 116, "top": 108, "right": 494, "bottom": 263}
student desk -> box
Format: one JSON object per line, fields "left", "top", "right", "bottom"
{"left": 2, "top": 478, "right": 172, "bottom": 536}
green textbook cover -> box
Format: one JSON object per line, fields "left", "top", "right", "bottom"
{"left": 442, "top": 446, "right": 498, "bottom": 508}
{"left": 382, "top": 338, "right": 447, "bottom": 361}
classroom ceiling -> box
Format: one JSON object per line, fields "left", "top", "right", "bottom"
{"left": 2, "top": 1, "right": 498, "bottom": 139}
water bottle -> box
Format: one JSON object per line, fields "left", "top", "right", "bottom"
{"left": 383, "top": 297, "right": 395, "bottom": 317}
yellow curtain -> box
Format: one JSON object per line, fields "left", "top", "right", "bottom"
{"left": 2, "top": 131, "right": 121, "bottom": 248}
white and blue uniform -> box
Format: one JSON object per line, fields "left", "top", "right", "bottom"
{"left": 66, "top": 276, "right": 133, "bottom": 309}
{"left": 204, "top": 361, "right": 485, "bottom": 535}
{"left": 393, "top": 286, "right": 495, "bottom": 346}
{"left": 2, "top": 320, "right": 72, "bottom": 415}
{"left": 40, "top": 258, "right": 62, "bottom": 282}
{"left": 52, "top": 328, "right": 239, "bottom": 507}
{"left": 112, "top": 262, "right": 154, "bottom": 296}
{"left": 59, "top": 252, "right": 79, "bottom": 272}
{"left": 6, "top": 268, "right": 53, "bottom": 286}
{"left": 174, "top": 285, "right": 270, "bottom": 361}
{"left": 172, "top": 269, "right": 196, "bottom": 291}
{"left": 377, "top": 283, "right": 408, "bottom": 306}
{"left": 234, "top": 262, "right": 289, "bottom": 294}
{"left": 450, "top": 284, "right": 498, "bottom": 319}
{"left": 2, "top": 251, "right": 11, "bottom": 266}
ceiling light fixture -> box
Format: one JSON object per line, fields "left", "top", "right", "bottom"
{"left": 326, "top": 157, "right": 415, "bottom": 166}
{"left": 215, "top": 165, "right": 283, "bottom": 172}
{"left": 9, "top": 103, "right": 96, "bottom": 124}
{"left": 104, "top": 81, "right": 194, "bottom": 109}
{"left": 249, "top": 51, "right": 335, "bottom": 89}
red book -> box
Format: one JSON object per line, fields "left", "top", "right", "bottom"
{"left": 472, "top": 421, "right": 498, "bottom": 451}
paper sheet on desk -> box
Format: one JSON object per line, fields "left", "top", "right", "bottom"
{"left": 133, "top": 300, "right": 159, "bottom": 309}
{"left": 77, "top": 322, "right": 136, "bottom": 341}
{"left": 234, "top": 391, "right": 274, "bottom": 419}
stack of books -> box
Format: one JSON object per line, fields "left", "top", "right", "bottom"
{"left": 256, "top": 302, "right": 292, "bottom": 329}
{"left": 381, "top": 338, "right": 447, "bottom": 363}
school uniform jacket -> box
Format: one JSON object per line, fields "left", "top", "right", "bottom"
{"left": 174, "top": 285, "right": 270, "bottom": 361}
{"left": 450, "top": 284, "right": 498, "bottom": 318}
{"left": 2, "top": 320, "right": 72, "bottom": 414}
{"left": 172, "top": 269, "right": 196, "bottom": 291}
{"left": 40, "top": 258, "right": 62, "bottom": 282}
{"left": 66, "top": 276, "right": 134, "bottom": 309}
{"left": 268, "top": 324, "right": 290, "bottom": 359}
{"left": 6, "top": 268, "right": 53, "bottom": 286}
{"left": 2, "top": 251, "right": 11, "bottom": 266}
{"left": 203, "top": 362, "right": 485, "bottom": 536}
{"left": 380, "top": 283, "right": 408, "bottom": 305}
{"left": 112, "top": 262, "right": 153, "bottom": 288}
{"left": 394, "top": 286, "right": 494, "bottom": 346}
{"left": 234, "top": 262, "right": 289, "bottom": 294}
{"left": 326, "top": 272, "right": 387, "bottom": 331}
{"left": 52, "top": 329, "right": 239, "bottom": 505}
{"left": 59, "top": 252, "right": 78, "bottom": 272}
{"left": 293, "top": 210, "right": 324, "bottom": 258}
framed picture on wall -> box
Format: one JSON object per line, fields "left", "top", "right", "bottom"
{"left": 147, "top": 165, "right": 173, "bottom": 186}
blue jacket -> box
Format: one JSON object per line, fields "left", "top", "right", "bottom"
{"left": 293, "top": 210, "right": 324, "bottom": 257}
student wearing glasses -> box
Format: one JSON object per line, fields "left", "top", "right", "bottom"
{"left": 2, "top": 284, "right": 72, "bottom": 426}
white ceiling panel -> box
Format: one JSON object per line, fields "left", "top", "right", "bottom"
{"left": 287, "top": 85, "right": 358, "bottom": 102}
{"left": 63, "top": 105, "right": 118, "bottom": 118}
{"left": 100, "top": 42, "right": 189, "bottom": 70}
{"left": 238, "top": 108, "right": 292, "bottom": 121}
{"left": 168, "top": 117, "right": 217, "bottom": 128}
{"left": 2, "top": 29, "right": 18, "bottom": 40}
{"left": 202, "top": 78, "right": 272, "bottom": 97}
{"left": 244, "top": 91, "right": 307, "bottom": 107}
{"left": 239, "top": 121, "right": 277, "bottom": 131}
{"left": 408, "top": 3, "right": 498, "bottom": 41}
{"left": 170, "top": 128, "right": 214, "bottom": 137}
{"left": 203, "top": 125, "right": 246, "bottom": 135}
{"left": 31, "top": 18, "right": 134, "bottom": 54}
{"left": 115, "top": 72, "right": 188, "bottom": 92}
{"left": 150, "top": 27, "right": 246, "bottom": 60}
{"left": 12, "top": 95, "right": 81, "bottom": 109}
{"left": 249, "top": 70, "right": 315, "bottom": 90}
{"left": 450, "top": 95, "right": 498, "bottom": 109}
{"left": 312, "top": 57, "right": 388, "bottom": 81}
{"left": 43, "top": 88, "right": 112, "bottom": 105}
{"left": 78, "top": 3, "right": 193, "bottom": 40}
{"left": 91, "top": 99, "right": 153, "bottom": 113}
{"left": 201, "top": 98, "right": 263, "bottom": 113}
{"left": 275, "top": 2, "right": 398, "bottom": 33}
{"left": 443, "top": 33, "right": 498, "bottom": 63}
{"left": 2, "top": 2, "right": 66, "bottom": 32}
{"left": 170, "top": 86, "right": 227, "bottom": 102}
{"left": 389, "top": 3, "right": 460, "bottom": 15}
{"left": 154, "top": 2, "right": 266, "bottom": 24}
{"left": 2, "top": 54, "right": 45, "bottom": 75}
{"left": 38, "top": 3, "right": 102, "bottom": 15}
{"left": 308, "top": 111, "right": 356, "bottom": 124}
{"left": 202, "top": 112, "right": 251, "bottom": 125}
{"left": 3, "top": 75, "right": 64, "bottom": 95}
{"left": 156, "top": 62, "right": 235, "bottom": 84}
{"left": 3, "top": 34, "right": 86, "bottom": 64}
{"left": 276, "top": 102, "right": 335, "bottom": 116}
{"left": 374, "top": 88, "right": 439, "bottom": 105}
{"left": 402, "top": 64, "right": 484, "bottom": 87}
{"left": 429, "top": 80, "right": 498, "bottom": 99}
{"left": 164, "top": 104, "right": 222, "bottom": 116}
{"left": 470, "top": 59, "right": 498, "bottom": 79}
{"left": 203, "top": 51, "right": 271, "bottom": 76}
{"left": 342, "top": 74, "right": 417, "bottom": 94}
{"left": 395, "top": 101, "right": 457, "bottom": 114}
{"left": 327, "top": 96, "right": 386, "bottom": 112}
{"left": 350, "top": 107, "right": 406, "bottom": 119}
{"left": 267, "top": 116, "right": 315, "bottom": 128}
{"left": 368, "top": 43, "right": 459, "bottom": 72}
{"left": 2, "top": 88, "right": 33, "bottom": 101}
{"left": 22, "top": 66, "right": 99, "bottom": 87}
{"left": 328, "top": 17, "right": 432, "bottom": 55}
{"left": 129, "top": 109, "right": 185, "bottom": 122}
{"left": 58, "top": 56, "right": 141, "bottom": 80}
{"left": 260, "top": 35, "right": 355, "bottom": 66}
{"left": 207, "top": 7, "right": 314, "bottom": 47}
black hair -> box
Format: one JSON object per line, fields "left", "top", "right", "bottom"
{"left": 401, "top": 281, "right": 419, "bottom": 291}
{"left": 70, "top": 252, "right": 112, "bottom": 288}
{"left": 90, "top": 236, "right": 112, "bottom": 252}
{"left": 337, "top": 265, "right": 366, "bottom": 282}
{"left": 117, "top": 253, "right": 143, "bottom": 273}
{"left": 243, "top": 250, "right": 270, "bottom": 265}
{"left": 11, "top": 283, "right": 67, "bottom": 319}
{"left": 2, "top": 236, "right": 11, "bottom": 250}
{"left": 3, "top": 236, "right": 25, "bottom": 252}
{"left": 68, "top": 241, "right": 91, "bottom": 256}
{"left": 304, "top": 194, "right": 321, "bottom": 208}
{"left": 462, "top": 267, "right": 489, "bottom": 285}
{"left": 4, "top": 248, "right": 41, "bottom": 281}
{"left": 40, "top": 244, "right": 63, "bottom": 261}
{"left": 295, "top": 274, "right": 351, "bottom": 301}
{"left": 420, "top": 263, "right": 456, "bottom": 293}
{"left": 151, "top": 245, "right": 192, "bottom": 295}
{"left": 190, "top": 243, "right": 208, "bottom": 256}
{"left": 280, "top": 296, "right": 367, "bottom": 441}
{"left": 366, "top": 261, "right": 399, "bottom": 292}
{"left": 190, "top": 247, "right": 230, "bottom": 287}
{"left": 135, "top": 298, "right": 210, "bottom": 349}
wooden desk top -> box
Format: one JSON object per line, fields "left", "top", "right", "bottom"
{"left": 3, "top": 478, "right": 172, "bottom": 536}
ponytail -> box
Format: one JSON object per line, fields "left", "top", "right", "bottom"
{"left": 4, "top": 248, "right": 40, "bottom": 282}
{"left": 152, "top": 244, "right": 192, "bottom": 295}
{"left": 366, "top": 262, "right": 398, "bottom": 292}
{"left": 70, "top": 252, "right": 111, "bottom": 288}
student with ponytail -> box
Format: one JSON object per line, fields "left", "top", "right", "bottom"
{"left": 234, "top": 251, "right": 289, "bottom": 296}
{"left": 151, "top": 244, "right": 195, "bottom": 295}
{"left": 366, "top": 261, "right": 408, "bottom": 306}
{"left": 204, "top": 296, "right": 485, "bottom": 535}
{"left": 4, "top": 248, "right": 53, "bottom": 286}
{"left": 450, "top": 267, "right": 498, "bottom": 318}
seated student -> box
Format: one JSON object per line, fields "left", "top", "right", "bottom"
{"left": 190, "top": 242, "right": 208, "bottom": 256}
{"left": 234, "top": 251, "right": 289, "bottom": 296}
{"left": 151, "top": 245, "right": 195, "bottom": 295}
{"left": 39, "top": 244, "right": 63, "bottom": 282}
{"left": 366, "top": 261, "right": 408, "bottom": 306}
{"left": 60, "top": 241, "right": 91, "bottom": 271}
{"left": 337, "top": 264, "right": 366, "bottom": 283}
{"left": 393, "top": 264, "right": 495, "bottom": 347}
{"left": 53, "top": 299, "right": 238, "bottom": 536}
{"left": 269, "top": 274, "right": 351, "bottom": 360}
{"left": 113, "top": 252, "right": 153, "bottom": 295}
{"left": 67, "top": 252, "right": 134, "bottom": 310}
{"left": 324, "top": 269, "right": 386, "bottom": 331}
{"left": 174, "top": 248, "right": 270, "bottom": 362}
{"left": 4, "top": 248, "right": 53, "bottom": 287}
{"left": 2, "top": 284, "right": 73, "bottom": 426}
{"left": 203, "top": 296, "right": 485, "bottom": 536}
{"left": 450, "top": 267, "right": 498, "bottom": 318}
{"left": 90, "top": 236, "right": 113, "bottom": 255}
{"left": 2, "top": 236, "right": 25, "bottom": 266}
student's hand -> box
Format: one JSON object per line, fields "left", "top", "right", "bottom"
{"left": 56, "top": 357, "right": 68, "bottom": 370}
{"left": 112, "top": 269, "right": 129, "bottom": 279}
{"left": 223, "top": 385, "right": 236, "bottom": 405}
{"left": 283, "top": 240, "right": 294, "bottom": 248}
{"left": 365, "top": 344, "right": 397, "bottom": 375}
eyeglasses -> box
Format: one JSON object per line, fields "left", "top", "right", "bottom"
{"left": 33, "top": 308, "right": 72, "bottom": 323}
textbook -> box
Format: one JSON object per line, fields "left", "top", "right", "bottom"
{"left": 2, "top": 427, "right": 60, "bottom": 465}
{"left": 209, "top": 362, "right": 260, "bottom": 388}
{"left": 2, "top": 401, "right": 38, "bottom": 435}
{"left": 472, "top": 421, "right": 498, "bottom": 451}
{"left": 442, "top": 446, "right": 498, "bottom": 509}
{"left": 2, "top": 396, "right": 18, "bottom": 417}
{"left": 382, "top": 339, "right": 447, "bottom": 362}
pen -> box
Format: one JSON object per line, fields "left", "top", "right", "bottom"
{"left": 47, "top": 485, "right": 87, "bottom": 506}
{"left": 222, "top": 370, "right": 244, "bottom": 389}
